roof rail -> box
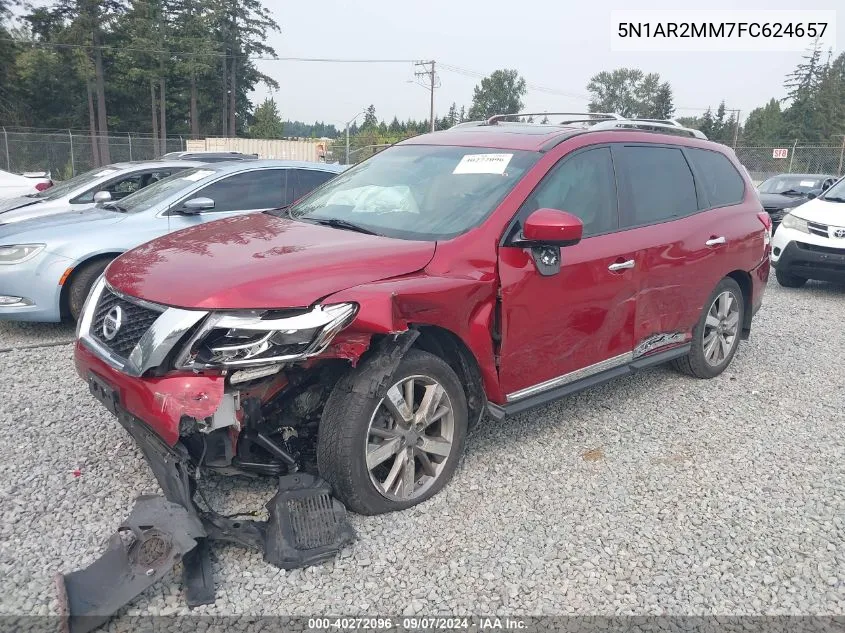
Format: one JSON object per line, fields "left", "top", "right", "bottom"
{"left": 589, "top": 119, "right": 708, "bottom": 140}
{"left": 486, "top": 112, "right": 623, "bottom": 125}
{"left": 449, "top": 121, "right": 485, "bottom": 129}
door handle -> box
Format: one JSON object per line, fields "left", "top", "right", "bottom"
{"left": 706, "top": 236, "right": 726, "bottom": 247}
{"left": 608, "top": 259, "right": 635, "bottom": 272}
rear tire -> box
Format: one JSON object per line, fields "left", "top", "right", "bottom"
{"left": 671, "top": 277, "right": 744, "bottom": 379}
{"left": 317, "top": 349, "right": 468, "bottom": 515}
{"left": 775, "top": 268, "right": 807, "bottom": 288}
{"left": 68, "top": 259, "right": 112, "bottom": 321}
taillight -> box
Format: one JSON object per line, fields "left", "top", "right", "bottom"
{"left": 35, "top": 181, "right": 53, "bottom": 192}
{"left": 757, "top": 211, "right": 772, "bottom": 249}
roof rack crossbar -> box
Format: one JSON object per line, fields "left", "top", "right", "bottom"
{"left": 486, "top": 112, "right": 623, "bottom": 125}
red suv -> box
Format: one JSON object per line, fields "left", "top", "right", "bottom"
{"left": 75, "top": 115, "right": 770, "bottom": 520}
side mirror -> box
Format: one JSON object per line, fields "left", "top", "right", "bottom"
{"left": 822, "top": 181, "right": 832, "bottom": 191}
{"left": 179, "top": 197, "right": 215, "bottom": 214}
{"left": 522, "top": 208, "right": 583, "bottom": 246}
{"left": 93, "top": 191, "right": 112, "bottom": 204}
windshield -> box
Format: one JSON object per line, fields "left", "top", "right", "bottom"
{"left": 112, "top": 167, "right": 217, "bottom": 212}
{"left": 758, "top": 175, "right": 825, "bottom": 195}
{"left": 821, "top": 177, "right": 845, "bottom": 202}
{"left": 29, "top": 166, "right": 124, "bottom": 200}
{"left": 287, "top": 145, "right": 540, "bottom": 240}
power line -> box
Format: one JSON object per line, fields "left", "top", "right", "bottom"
{"left": 0, "top": 37, "right": 420, "bottom": 62}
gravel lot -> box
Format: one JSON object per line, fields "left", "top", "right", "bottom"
{"left": 0, "top": 276, "right": 843, "bottom": 621}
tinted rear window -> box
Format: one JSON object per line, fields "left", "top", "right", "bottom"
{"left": 616, "top": 146, "right": 698, "bottom": 226}
{"left": 686, "top": 148, "right": 745, "bottom": 207}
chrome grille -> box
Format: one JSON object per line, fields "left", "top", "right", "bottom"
{"left": 808, "top": 221, "right": 829, "bottom": 238}
{"left": 91, "top": 289, "right": 162, "bottom": 359}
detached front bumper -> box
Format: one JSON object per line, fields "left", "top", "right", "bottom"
{"left": 65, "top": 344, "right": 355, "bottom": 633}
{"left": 75, "top": 339, "right": 224, "bottom": 446}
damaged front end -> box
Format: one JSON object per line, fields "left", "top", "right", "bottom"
{"left": 57, "top": 393, "right": 355, "bottom": 633}
{"left": 65, "top": 280, "right": 372, "bottom": 632}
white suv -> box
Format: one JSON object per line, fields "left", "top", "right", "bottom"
{"left": 771, "top": 176, "right": 845, "bottom": 287}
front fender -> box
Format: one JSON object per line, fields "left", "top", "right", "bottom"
{"left": 324, "top": 275, "right": 503, "bottom": 402}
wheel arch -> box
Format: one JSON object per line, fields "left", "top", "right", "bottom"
{"left": 409, "top": 324, "right": 487, "bottom": 428}
{"left": 59, "top": 252, "right": 122, "bottom": 319}
{"left": 725, "top": 269, "right": 753, "bottom": 340}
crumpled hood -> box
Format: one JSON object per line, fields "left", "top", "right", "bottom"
{"left": 790, "top": 197, "right": 845, "bottom": 225}
{"left": 758, "top": 192, "right": 809, "bottom": 210}
{"left": 106, "top": 213, "right": 437, "bottom": 309}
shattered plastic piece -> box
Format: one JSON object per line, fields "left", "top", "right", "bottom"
{"left": 72, "top": 468, "right": 82, "bottom": 478}
{"left": 264, "top": 473, "right": 356, "bottom": 569}
{"left": 56, "top": 495, "right": 205, "bottom": 633}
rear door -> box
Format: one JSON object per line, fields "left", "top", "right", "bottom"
{"left": 497, "top": 145, "right": 640, "bottom": 400}
{"left": 612, "top": 144, "right": 745, "bottom": 356}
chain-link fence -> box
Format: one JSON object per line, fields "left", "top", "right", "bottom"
{"left": 1, "top": 129, "right": 186, "bottom": 180}
{"left": 735, "top": 144, "right": 845, "bottom": 184}
{"left": 4, "top": 128, "right": 844, "bottom": 183}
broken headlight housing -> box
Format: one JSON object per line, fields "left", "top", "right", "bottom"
{"left": 175, "top": 303, "right": 358, "bottom": 369}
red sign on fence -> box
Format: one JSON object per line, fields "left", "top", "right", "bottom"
{"left": 772, "top": 148, "right": 789, "bottom": 159}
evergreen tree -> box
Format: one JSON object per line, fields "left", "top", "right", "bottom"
{"left": 249, "top": 97, "right": 283, "bottom": 138}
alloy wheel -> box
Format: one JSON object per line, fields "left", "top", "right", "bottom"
{"left": 702, "top": 290, "right": 740, "bottom": 367}
{"left": 365, "top": 375, "right": 455, "bottom": 501}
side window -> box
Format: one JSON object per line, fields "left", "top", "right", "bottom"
{"left": 685, "top": 148, "right": 745, "bottom": 208}
{"left": 293, "top": 169, "right": 335, "bottom": 202}
{"left": 519, "top": 147, "right": 618, "bottom": 237}
{"left": 615, "top": 146, "right": 698, "bottom": 227}
{"left": 186, "top": 169, "right": 283, "bottom": 212}
{"left": 75, "top": 170, "right": 181, "bottom": 202}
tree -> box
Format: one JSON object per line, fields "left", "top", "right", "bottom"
{"left": 446, "top": 102, "right": 458, "bottom": 127}
{"left": 586, "top": 68, "right": 674, "bottom": 118}
{"left": 52, "top": 0, "right": 128, "bottom": 164}
{"left": 249, "top": 97, "right": 283, "bottom": 138}
{"left": 362, "top": 104, "right": 377, "bottom": 129}
{"left": 467, "top": 69, "right": 526, "bottom": 120}
{"left": 741, "top": 99, "right": 785, "bottom": 145}
{"left": 209, "top": 0, "right": 280, "bottom": 136}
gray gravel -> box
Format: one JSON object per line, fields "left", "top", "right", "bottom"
{"left": 0, "top": 276, "right": 843, "bottom": 619}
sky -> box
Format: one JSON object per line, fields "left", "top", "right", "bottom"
{"left": 251, "top": 0, "right": 842, "bottom": 127}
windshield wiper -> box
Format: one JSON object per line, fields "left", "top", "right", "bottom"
{"left": 103, "top": 202, "right": 128, "bottom": 213}
{"left": 265, "top": 204, "right": 292, "bottom": 218}
{"left": 778, "top": 189, "right": 805, "bottom": 196}
{"left": 821, "top": 196, "right": 845, "bottom": 203}
{"left": 310, "top": 218, "right": 378, "bottom": 235}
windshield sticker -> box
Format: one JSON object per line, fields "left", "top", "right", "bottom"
{"left": 799, "top": 180, "right": 816, "bottom": 188}
{"left": 182, "top": 169, "right": 215, "bottom": 182}
{"left": 453, "top": 153, "right": 513, "bottom": 175}
{"left": 95, "top": 169, "right": 119, "bottom": 177}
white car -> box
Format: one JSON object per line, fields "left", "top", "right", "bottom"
{"left": 771, "top": 176, "right": 845, "bottom": 287}
{"left": 0, "top": 168, "right": 53, "bottom": 200}
{"left": 0, "top": 160, "right": 204, "bottom": 225}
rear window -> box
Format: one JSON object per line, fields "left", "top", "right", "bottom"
{"left": 686, "top": 148, "right": 745, "bottom": 207}
{"left": 615, "top": 146, "right": 698, "bottom": 227}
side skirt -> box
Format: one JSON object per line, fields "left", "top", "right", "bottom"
{"left": 486, "top": 344, "right": 691, "bottom": 421}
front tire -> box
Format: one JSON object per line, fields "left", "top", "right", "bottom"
{"left": 775, "top": 268, "right": 807, "bottom": 288}
{"left": 317, "top": 349, "right": 468, "bottom": 515}
{"left": 671, "top": 277, "right": 745, "bottom": 379}
{"left": 67, "top": 258, "right": 113, "bottom": 321}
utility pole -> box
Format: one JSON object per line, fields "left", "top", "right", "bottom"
{"left": 732, "top": 109, "right": 741, "bottom": 149}
{"left": 836, "top": 134, "right": 845, "bottom": 177}
{"left": 415, "top": 60, "right": 437, "bottom": 133}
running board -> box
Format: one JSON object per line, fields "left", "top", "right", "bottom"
{"left": 487, "top": 345, "right": 691, "bottom": 420}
